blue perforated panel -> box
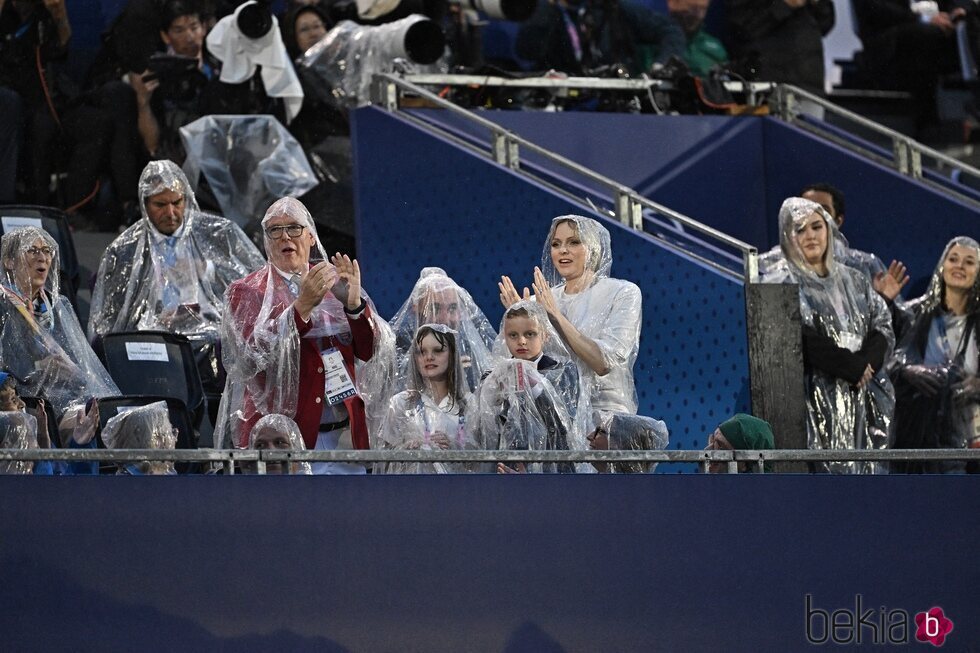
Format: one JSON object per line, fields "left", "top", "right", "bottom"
{"left": 352, "top": 107, "right": 749, "bottom": 468}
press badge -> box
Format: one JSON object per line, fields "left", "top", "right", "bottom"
{"left": 322, "top": 348, "right": 357, "bottom": 405}
{"left": 839, "top": 332, "right": 863, "bottom": 353}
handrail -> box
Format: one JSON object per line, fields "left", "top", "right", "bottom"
{"left": 772, "top": 84, "right": 980, "bottom": 190}
{"left": 371, "top": 73, "right": 760, "bottom": 283}
{"left": 4, "top": 448, "right": 979, "bottom": 475}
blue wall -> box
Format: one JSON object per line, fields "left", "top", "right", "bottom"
{"left": 426, "top": 109, "right": 980, "bottom": 294}
{"left": 2, "top": 475, "right": 978, "bottom": 650}
{"left": 352, "top": 106, "right": 749, "bottom": 458}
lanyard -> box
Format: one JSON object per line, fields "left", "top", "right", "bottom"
{"left": 2, "top": 285, "right": 42, "bottom": 334}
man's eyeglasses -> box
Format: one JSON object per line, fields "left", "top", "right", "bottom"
{"left": 26, "top": 246, "right": 55, "bottom": 258}
{"left": 264, "top": 224, "right": 306, "bottom": 240}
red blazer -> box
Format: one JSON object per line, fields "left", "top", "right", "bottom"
{"left": 227, "top": 267, "right": 375, "bottom": 450}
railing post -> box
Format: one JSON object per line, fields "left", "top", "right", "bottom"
{"left": 771, "top": 85, "right": 795, "bottom": 122}
{"left": 743, "top": 249, "right": 759, "bottom": 284}
{"left": 893, "top": 138, "right": 910, "bottom": 175}
{"left": 615, "top": 191, "right": 642, "bottom": 230}
{"left": 371, "top": 75, "right": 399, "bottom": 111}
{"left": 492, "top": 132, "right": 520, "bottom": 170}
{"left": 910, "top": 146, "right": 922, "bottom": 179}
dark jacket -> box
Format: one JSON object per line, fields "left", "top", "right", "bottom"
{"left": 516, "top": 0, "right": 686, "bottom": 75}
{"left": 725, "top": 0, "right": 835, "bottom": 92}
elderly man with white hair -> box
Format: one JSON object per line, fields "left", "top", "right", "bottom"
{"left": 214, "top": 197, "right": 378, "bottom": 474}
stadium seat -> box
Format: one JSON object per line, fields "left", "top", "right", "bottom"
{"left": 100, "top": 331, "right": 205, "bottom": 421}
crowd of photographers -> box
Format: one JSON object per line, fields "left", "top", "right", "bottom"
{"left": 0, "top": 0, "right": 735, "bottom": 232}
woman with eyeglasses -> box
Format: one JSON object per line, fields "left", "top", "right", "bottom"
{"left": 214, "top": 197, "right": 382, "bottom": 474}
{"left": 0, "top": 226, "right": 118, "bottom": 437}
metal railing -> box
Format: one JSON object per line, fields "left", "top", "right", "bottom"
{"left": 4, "top": 448, "right": 979, "bottom": 475}
{"left": 771, "top": 84, "right": 980, "bottom": 202}
{"left": 370, "top": 73, "right": 760, "bottom": 283}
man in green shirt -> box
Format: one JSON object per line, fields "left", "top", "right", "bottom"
{"left": 668, "top": 0, "right": 728, "bottom": 77}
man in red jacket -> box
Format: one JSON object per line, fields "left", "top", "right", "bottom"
{"left": 215, "top": 197, "right": 377, "bottom": 474}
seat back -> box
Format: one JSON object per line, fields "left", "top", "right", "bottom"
{"left": 0, "top": 205, "right": 81, "bottom": 308}
{"left": 97, "top": 395, "right": 197, "bottom": 450}
{"left": 101, "top": 331, "right": 204, "bottom": 414}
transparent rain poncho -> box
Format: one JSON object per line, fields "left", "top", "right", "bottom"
{"left": 248, "top": 413, "right": 313, "bottom": 475}
{"left": 758, "top": 219, "right": 887, "bottom": 282}
{"left": 376, "top": 324, "right": 476, "bottom": 474}
{"left": 214, "top": 197, "right": 380, "bottom": 449}
{"left": 298, "top": 16, "right": 448, "bottom": 110}
{"left": 890, "top": 237, "right": 980, "bottom": 472}
{"left": 540, "top": 215, "right": 642, "bottom": 415}
{"left": 102, "top": 401, "right": 178, "bottom": 475}
{"left": 0, "top": 411, "right": 39, "bottom": 475}
{"left": 88, "top": 160, "right": 266, "bottom": 345}
{"left": 358, "top": 267, "right": 495, "bottom": 444}
{"left": 470, "top": 358, "right": 575, "bottom": 473}
{"left": 491, "top": 300, "right": 588, "bottom": 449}
{"left": 764, "top": 198, "right": 896, "bottom": 474}
{"left": 0, "top": 228, "right": 119, "bottom": 419}
{"left": 591, "top": 410, "right": 670, "bottom": 474}
{"left": 180, "top": 115, "right": 318, "bottom": 229}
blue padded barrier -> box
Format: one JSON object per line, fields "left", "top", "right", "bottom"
{"left": 408, "top": 109, "right": 980, "bottom": 295}
{"left": 2, "top": 476, "right": 978, "bottom": 650}
{"left": 406, "top": 109, "right": 771, "bottom": 249}
{"left": 352, "top": 106, "right": 749, "bottom": 462}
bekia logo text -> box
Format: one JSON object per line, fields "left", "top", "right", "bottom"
{"left": 805, "top": 595, "right": 953, "bottom": 646}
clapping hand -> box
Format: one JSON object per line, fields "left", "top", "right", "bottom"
{"left": 330, "top": 253, "right": 362, "bottom": 310}
{"left": 296, "top": 261, "right": 335, "bottom": 318}
{"left": 498, "top": 276, "right": 530, "bottom": 308}
{"left": 531, "top": 267, "right": 559, "bottom": 318}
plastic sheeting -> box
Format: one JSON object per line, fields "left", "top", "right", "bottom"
{"left": 0, "top": 412, "right": 38, "bottom": 474}
{"left": 539, "top": 215, "right": 641, "bottom": 414}
{"left": 298, "top": 16, "right": 447, "bottom": 110}
{"left": 88, "top": 160, "right": 266, "bottom": 345}
{"left": 102, "top": 401, "right": 178, "bottom": 475}
{"left": 764, "top": 198, "right": 895, "bottom": 474}
{"left": 470, "top": 358, "right": 575, "bottom": 473}
{"left": 214, "top": 197, "right": 380, "bottom": 449}
{"left": 180, "top": 115, "right": 318, "bottom": 228}
{"left": 206, "top": 1, "right": 304, "bottom": 122}
{"left": 758, "top": 222, "right": 886, "bottom": 281}
{"left": 591, "top": 410, "right": 669, "bottom": 474}
{"left": 491, "top": 300, "right": 587, "bottom": 447}
{"left": 376, "top": 324, "right": 475, "bottom": 474}
{"left": 0, "top": 227, "right": 119, "bottom": 419}
{"left": 358, "top": 267, "right": 495, "bottom": 445}
{"left": 890, "top": 237, "right": 980, "bottom": 472}
{"left": 248, "top": 413, "right": 312, "bottom": 474}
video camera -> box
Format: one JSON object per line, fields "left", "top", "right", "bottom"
{"left": 144, "top": 53, "right": 205, "bottom": 102}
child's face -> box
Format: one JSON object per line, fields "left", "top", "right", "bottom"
{"left": 504, "top": 315, "right": 545, "bottom": 361}
{"left": 416, "top": 334, "right": 450, "bottom": 382}
{"left": 0, "top": 384, "right": 24, "bottom": 412}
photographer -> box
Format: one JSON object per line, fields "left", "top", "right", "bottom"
{"left": 0, "top": 0, "right": 112, "bottom": 215}
{"left": 129, "top": 0, "right": 221, "bottom": 164}
{"left": 515, "top": 0, "right": 685, "bottom": 76}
